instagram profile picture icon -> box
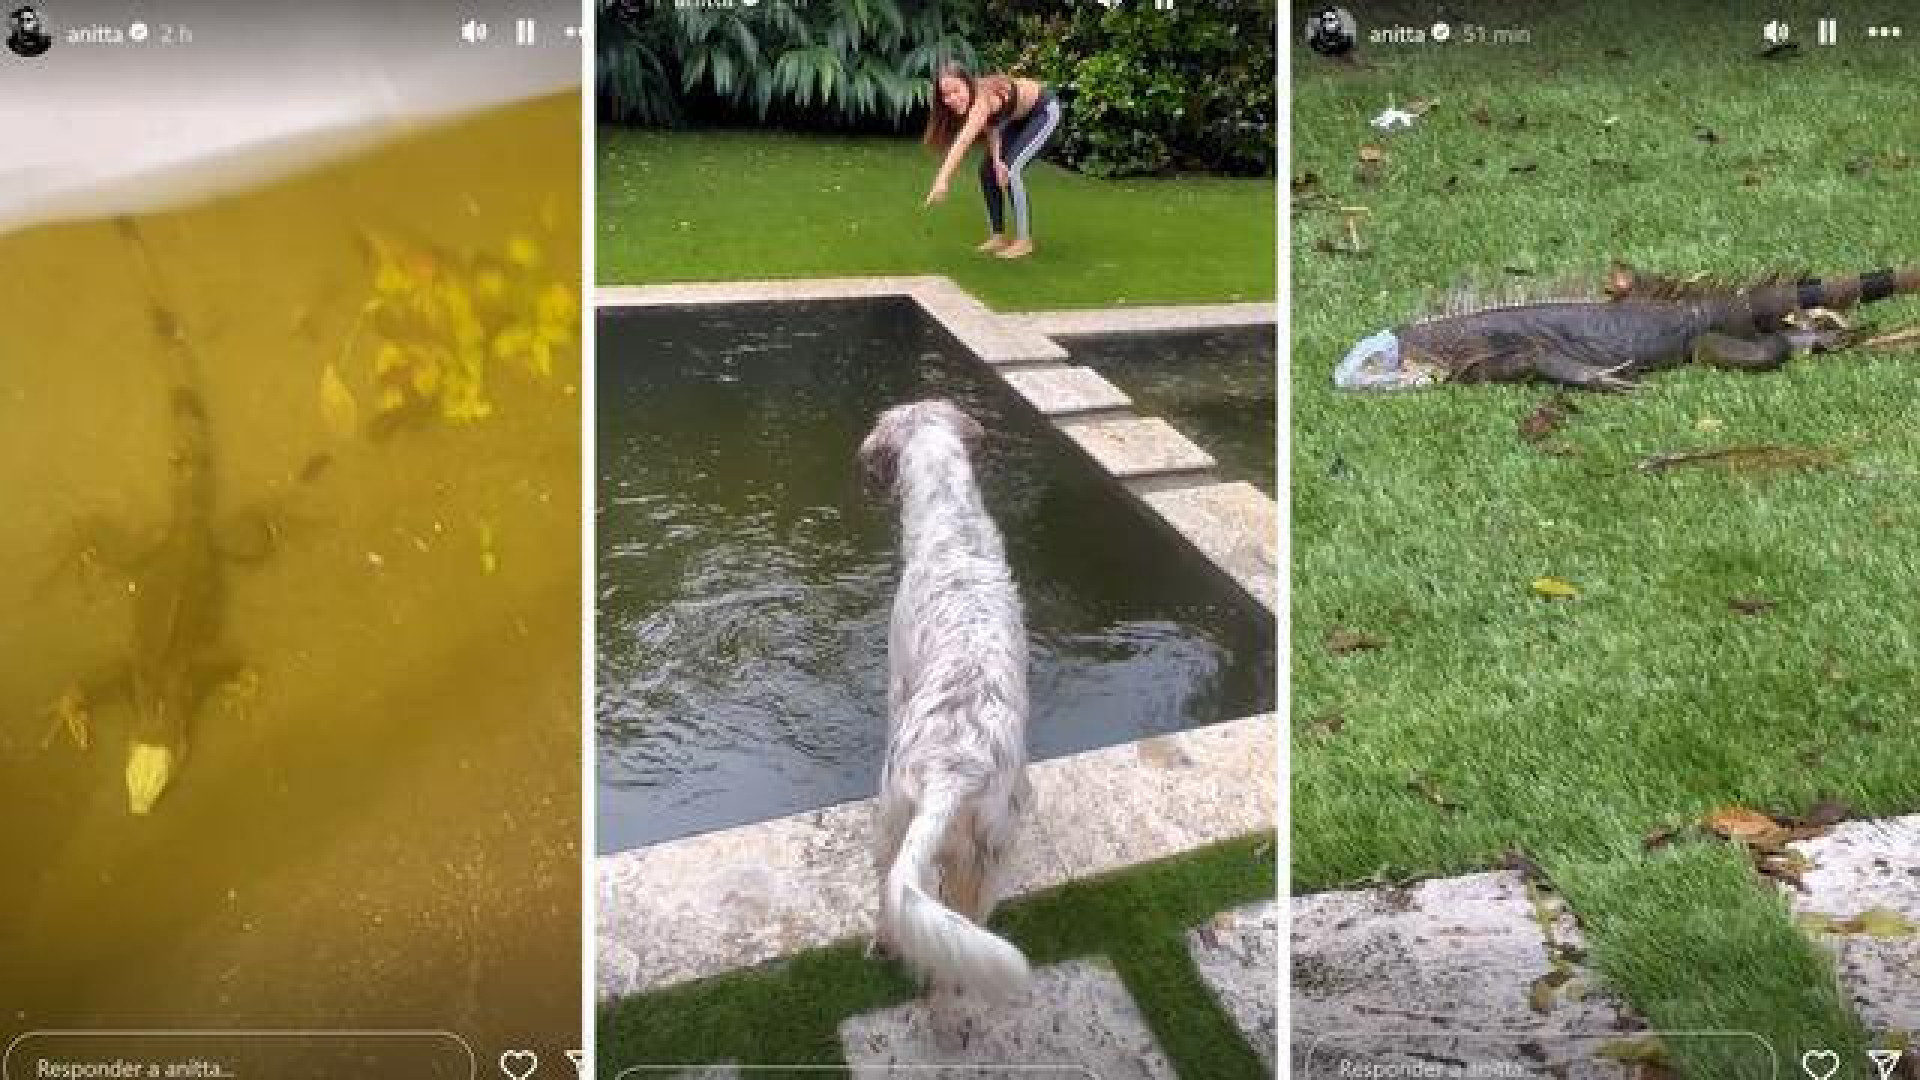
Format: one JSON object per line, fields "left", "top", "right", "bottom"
{"left": 1306, "top": 7, "right": 1356, "bottom": 57}
{"left": 8, "top": 5, "right": 52, "bottom": 57}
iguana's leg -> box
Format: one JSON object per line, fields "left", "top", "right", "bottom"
{"left": 41, "top": 669, "right": 129, "bottom": 752}
{"left": 43, "top": 685, "right": 96, "bottom": 751}
{"left": 1690, "top": 332, "right": 1791, "bottom": 372}
{"left": 198, "top": 656, "right": 261, "bottom": 725}
{"left": 35, "top": 515, "right": 151, "bottom": 601}
{"left": 1533, "top": 352, "right": 1642, "bottom": 393}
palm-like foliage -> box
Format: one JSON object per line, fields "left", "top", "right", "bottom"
{"left": 597, "top": 0, "right": 679, "bottom": 125}
{"left": 598, "top": 0, "right": 977, "bottom": 129}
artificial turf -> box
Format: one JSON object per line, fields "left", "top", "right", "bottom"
{"left": 595, "top": 128, "right": 1276, "bottom": 310}
{"left": 1290, "top": 2, "right": 1919, "bottom": 1076}
{"left": 596, "top": 832, "right": 1275, "bottom": 1079}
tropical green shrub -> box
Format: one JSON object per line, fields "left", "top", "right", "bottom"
{"left": 981, "top": 0, "right": 1275, "bottom": 177}
{"left": 597, "top": 0, "right": 977, "bottom": 130}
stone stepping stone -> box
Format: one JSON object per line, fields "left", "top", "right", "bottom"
{"left": 839, "top": 958, "right": 1176, "bottom": 1079}
{"left": 1056, "top": 413, "right": 1215, "bottom": 479}
{"left": 1784, "top": 814, "right": 1920, "bottom": 1035}
{"left": 1292, "top": 870, "right": 1652, "bottom": 1078}
{"left": 1137, "top": 481, "right": 1276, "bottom": 614}
{"left": 1186, "top": 901, "right": 1278, "bottom": 1071}
{"left": 998, "top": 365, "right": 1132, "bottom": 416}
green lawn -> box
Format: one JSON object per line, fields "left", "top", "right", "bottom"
{"left": 1291, "top": 2, "right": 1919, "bottom": 1076}
{"left": 597, "top": 834, "right": 1275, "bottom": 1078}
{"left": 596, "top": 128, "right": 1275, "bottom": 310}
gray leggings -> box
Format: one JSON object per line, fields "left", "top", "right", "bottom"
{"left": 980, "top": 91, "right": 1061, "bottom": 240}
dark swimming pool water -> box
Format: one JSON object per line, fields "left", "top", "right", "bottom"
{"left": 595, "top": 299, "right": 1274, "bottom": 853}
{"left": 1067, "top": 326, "right": 1277, "bottom": 496}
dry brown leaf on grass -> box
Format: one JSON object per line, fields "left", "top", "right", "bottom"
{"left": 1728, "top": 596, "right": 1776, "bottom": 616}
{"left": 1642, "top": 825, "right": 1682, "bottom": 851}
{"left": 1528, "top": 968, "right": 1573, "bottom": 1015}
{"left": 1706, "top": 806, "right": 1787, "bottom": 844}
{"left": 1501, "top": 848, "right": 1548, "bottom": 883}
{"left": 1309, "top": 710, "right": 1347, "bottom": 736}
{"left": 1355, "top": 144, "right": 1387, "bottom": 186}
{"left": 1520, "top": 395, "right": 1578, "bottom": 443}
{"left": 1326, "top": 626, "right": 1387, "bottom": 655}
{"left": 1784, "top": 798, "right": 1851, "bottom": 829}
{"left": 1756, "top": 847, "right": 1815, "bottom": 892}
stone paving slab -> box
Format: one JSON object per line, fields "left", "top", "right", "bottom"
{"left": 1031, "top": 717, "right": 1275, "bottom": 883}
{"left": 998, "top": 365, "right": 1132, "bottom": 416}
{"left": 596, "top": 276, "right": 1070, "bottom": 366}
{"left": 910, "top": 277, "right": 1070, "bottom": 365}
{"left": 598, "top": 715, "right": 1275, "bottom": 999}
{"left": 838, "top": 958, "right": 1177, "bottom": 1080}
{"left": 1291, "top": 870, "right": 1647, "bottom": 1079}
{"left": 1135, "top": 482, "right": 1277, "bottom": 615}
{"left": 1055, "top": 414, "right": 1215, "bottom": 479}
{"left": 1187, "top": 901, "right": 1278, "bottom": 1072}
{"left": 596, "top": 277, "right": 937, "bottom": 307}
{"left": 1784, "top": 814, "right": 1920, "bottom": 1036}
{"left": 1015, "top": 304, "right": 1278, "bottom": 338}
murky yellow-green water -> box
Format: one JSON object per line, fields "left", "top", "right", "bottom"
{"left": 0, "top": 94, "right": 580, "bottom": 1062}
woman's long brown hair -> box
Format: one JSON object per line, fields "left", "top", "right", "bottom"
{"left": 922, "top": 63, "right": 1012, "bottom": 151}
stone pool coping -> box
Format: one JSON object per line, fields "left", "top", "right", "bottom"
{"left": 1011, "top": 302, "right": 1278, "bottom": 339}
{"left": 596, "top": 713, "right": 1276, "bottom": 1000}
{"left": 595, "top": 277, "right": 1276, "bottom": 614}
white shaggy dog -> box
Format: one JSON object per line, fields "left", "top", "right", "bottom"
{"left": 858, "top": 399, "right": 1033, "bottom": 1003}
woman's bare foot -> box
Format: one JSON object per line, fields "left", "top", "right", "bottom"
{"left": 975, "top": 234, "right": 1009, "bottom": 253}
{"left": 995, "top": 237, "right": 1034, "bottom": 259}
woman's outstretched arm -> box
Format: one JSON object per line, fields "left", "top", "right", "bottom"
{"left": 925, "top": 98, "right": 995, "bottom": 204}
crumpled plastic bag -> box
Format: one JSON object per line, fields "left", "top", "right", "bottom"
{"left": 1334, "top": 328, "right": 1439, "bottom": 391}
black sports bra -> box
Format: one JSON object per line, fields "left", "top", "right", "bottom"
{"left": 988, "top": 81, "right": 1023, "bottom": 124}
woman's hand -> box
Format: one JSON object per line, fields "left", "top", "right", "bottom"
{"left": 992, "top": 157, "right": 1010, "bottom": 188}
{"left": 924, "top": 178, "right": 950, "bottom": 206}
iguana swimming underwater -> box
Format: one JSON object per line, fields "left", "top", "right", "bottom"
{"left": 46, "top": 218, "right": 266, "bottom": 815}
{"left": 1335, "top": 264, "right": 1920, "bottom": 391}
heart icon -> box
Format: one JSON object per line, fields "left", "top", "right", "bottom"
{"left": 499, "top": 1049, "right": 539, "bottom": 1080}
{"left": 1801, "top": 1049, "right": 1839, "bottom": 1080}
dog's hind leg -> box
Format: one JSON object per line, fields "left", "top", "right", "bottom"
{"left": 944, "top": 823, "right": 989, "bottom": 925}
{"left": 869, "top": 793, "right": 912, "bottom": 959}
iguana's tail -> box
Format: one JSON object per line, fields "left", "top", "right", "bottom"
{"left": 1748, "top": 267, "right": 1920, "bottom": 326}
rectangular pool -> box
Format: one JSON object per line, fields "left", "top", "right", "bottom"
{"left": 595, "top": 299, "right": 1275, "bottom": 853}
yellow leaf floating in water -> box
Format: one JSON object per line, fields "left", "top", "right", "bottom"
{"left": 506, "top": 233, "right": 541, "bottom": 269}
{"left": 478, "top": 521, "right": 498, "bottom": 576}
{"left": 319, "top": 363, "right": 359, "bottom": 439}
{"left": 1531, "top": 576, "right": 1579, "bottom": 599}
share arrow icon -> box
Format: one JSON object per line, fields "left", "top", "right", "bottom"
{"left": 1869, "top": 1048, "right": 1903, "bottom": 1080}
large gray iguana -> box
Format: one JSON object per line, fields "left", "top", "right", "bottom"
{"left": 1335, "top": 264, "right": 1920, "bottom": 391}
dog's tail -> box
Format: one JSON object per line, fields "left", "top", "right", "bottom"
{"left": 885, "top": 784, "right": 1031, "bottom": 999}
